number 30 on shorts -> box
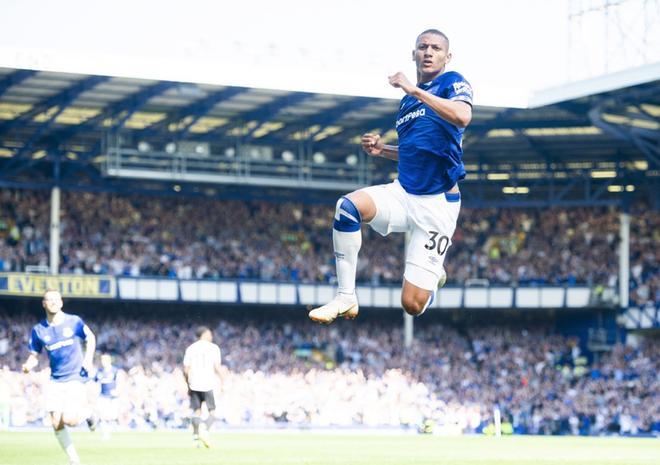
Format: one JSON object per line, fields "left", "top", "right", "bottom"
{"left": 424, "top": 230, "right": 449, "bottom": 255}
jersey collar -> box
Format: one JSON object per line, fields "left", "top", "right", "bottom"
{"left": 418, "top": 72, "right": 445, "bottom": 89}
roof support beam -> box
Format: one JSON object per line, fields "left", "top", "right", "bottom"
{"left": 0, "top": 69, "right": 36, "bottom": 99}
{"left": 137, "top": 86, "right": 249, "bottom": 138}
{"left": 0, "top": 76, "right": 109, "bottom": 177}
{"left": 589, "top": 105, "right": 660, "bottom": 167}
{"left": 54, "top": 81, "right": 178, "bottom": 144}
{"left": 201, "top": 92, "right": 316, "bottom": 141}
{"left": 0, "top": 75, "right": 108, "bottom": 138}
{"left": 268, "top": 97, "right": 373, "bottom": 141}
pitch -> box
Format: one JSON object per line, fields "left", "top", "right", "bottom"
{"left": 1, "top": 431, "right": 658, "bottom": 465}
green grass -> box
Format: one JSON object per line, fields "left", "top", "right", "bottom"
{"left": 0, "top": 431, "right": 658, "bottom": 465}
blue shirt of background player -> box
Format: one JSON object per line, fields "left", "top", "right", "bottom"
{"left": 95, "top": 366, "right": 119, "bottom": 397}
{"left": 396, "top": 71, "right": 473, "bottom": 195}
{"left": 28, "top": 313, "right": 87, "bottom": 382}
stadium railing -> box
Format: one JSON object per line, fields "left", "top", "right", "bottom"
{"left": 0, "top": 271, "right": 599, "bottom": 310}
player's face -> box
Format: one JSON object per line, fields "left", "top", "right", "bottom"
{"left": 413, "top": 33, "right": 451, "bottom": 80}
{"left": 42, "top": 291, "right": 63, "bottom": 315}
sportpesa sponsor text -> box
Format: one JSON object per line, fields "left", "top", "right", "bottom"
{"left": 45, "top": 338, "right": 75, "bottom": 352}
{"left": 396, "top": 108, "right": 426, "bottom": 128}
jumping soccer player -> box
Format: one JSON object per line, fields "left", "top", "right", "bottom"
{"left": 309, "top": 29, "right": 473, "bottom": 323}
{"left": 183, "top": 326, "right": 222, "bottom": 448}
{"left": 22, "top": 289, "right": 97, "bottom": 465}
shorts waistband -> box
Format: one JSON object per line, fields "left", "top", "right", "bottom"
{"left": 445, "top": 191, "right": 461, "bottom": 202}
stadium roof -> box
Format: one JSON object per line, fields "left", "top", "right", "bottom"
{"left": 529, "top": 62, "right": 660, "bottom": 108}
{"left": 0, "top": 66, "right": 657, "bottom": 206}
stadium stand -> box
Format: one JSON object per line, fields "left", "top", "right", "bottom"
{"left": 0, "top": 188, "right": 656, "bottom": 308}
{"left": 0, "top": 310, "right": 657, "bottom": 434}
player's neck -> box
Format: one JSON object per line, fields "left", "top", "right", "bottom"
{"left": 417, "top": 67, "right": 445, "bottom": 85}
{"left": 46, "top": 311, "right": 64, "bottom": 325}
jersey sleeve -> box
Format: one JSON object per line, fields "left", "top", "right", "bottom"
{"left": 28, "top": 327, "right": 42, "bottom": 353}
{"left": 183, "top": 348, "right": 190, "bottom": 367}
{"left": 442, "top": 72, "right": 473, "bottom": 106}
{"left": 74, "top": 316, "right": 87, "bottom": 340}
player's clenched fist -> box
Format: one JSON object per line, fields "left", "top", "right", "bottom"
{"left": 388, "top": 72, "right": 415, "bottom": 95}
{"left": 21, "top": 355, "right": 37, "bottom": 373}
{"left": 361, "top": 133, "right": 383, "bottom": 156}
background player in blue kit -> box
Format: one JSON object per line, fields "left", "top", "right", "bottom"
{"left": 94, "top": 353, "right": 122, "bottom": 440}
{"left": 309, "top": 29, "right": 473, "bottom": 324}
{"left": 21, "top": 289, "right": 97, "bottom": 465}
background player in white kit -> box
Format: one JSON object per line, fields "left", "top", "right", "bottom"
{"left": 309, "top": 29, "right": 473, "bottom": 324}
{"left": 21, "top": 289, "right": 97, "bottom": 465}
{"left": 183, "top": 326, "right": 222, "bottom": 448}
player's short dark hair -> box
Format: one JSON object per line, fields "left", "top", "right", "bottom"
{"left": 196, "top": 326, "right": 211, "bottom": 339}
{"left": 417, "top": 29, "right": 449, "bottom": 48}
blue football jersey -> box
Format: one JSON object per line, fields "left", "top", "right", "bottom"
{"left": 395, "top": 71, "right": 473, "bottom": 195}
{"left": 28, "top": 313, "right": 88, "bottom": 382}
{"left": 95, "top": 366, "right": 119, "bottom": 397}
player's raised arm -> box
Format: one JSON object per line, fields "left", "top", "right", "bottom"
{"left": 411, "top": 84, "right": 472, "bottom": 128}
{"left": 389, "top": 71, "right": 472, "bottom": 128}
{"left": 361, "top": 133, "right": 399, "bottom": 161}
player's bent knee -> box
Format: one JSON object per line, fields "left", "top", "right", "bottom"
{"left": 347, "top": 190, "right": 377, "bottom": 223}
{"left": 401, "top": 295, "right": 425, "bottom": 316}
{"left": 62, "top": 414, "right": 79, "bottom": 427}
{"left": 333, "top": 196, "right": 362, "bottom": 232}
{"left": 51, "top": 415, "right": 64, "bottom": 430}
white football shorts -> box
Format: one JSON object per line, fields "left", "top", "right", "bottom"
{"left": 98, "top": 395, "right": 120, "bottom": 421}
{"left": 360, "top": 179, "right": 460, "bottom": 290}
{"left": 44, "top": 379, "right": 86, "bottom": 416}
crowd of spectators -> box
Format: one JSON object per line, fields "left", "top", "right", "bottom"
{"left": 0, "top": 311, "right": 657, "bottom": 435}
{"left": 0, "top": 189, "right": 657, "bottom": 307}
